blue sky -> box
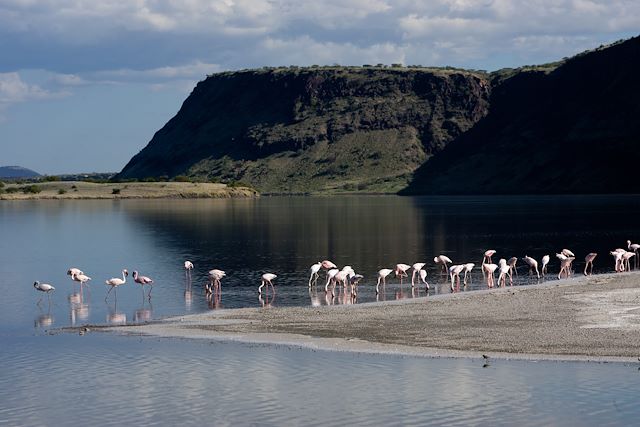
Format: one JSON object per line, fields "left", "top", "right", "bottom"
{"left": 1, "top": 0, "right": 638, "bottom": 175}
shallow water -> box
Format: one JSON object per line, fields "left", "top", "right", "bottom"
{"left": 2, "top": 195, "right": 640, "bottom": 425}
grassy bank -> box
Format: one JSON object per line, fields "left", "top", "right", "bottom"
{"left": 0, "top": 181, "right": 258, "bottom": 200}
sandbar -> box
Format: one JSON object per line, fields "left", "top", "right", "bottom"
{"left": 110, "top": 272, "right": 640, "bottom": 363}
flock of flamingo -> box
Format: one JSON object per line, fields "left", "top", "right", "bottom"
{"left": 33, "top": 240, "right": 640, "bottom": 305}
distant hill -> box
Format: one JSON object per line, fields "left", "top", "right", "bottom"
{"left": 402, "top": 36, "right": 640, "bottom": 194}
{"left": 118, "top": 66, "right": 490, "bottom": 193}
{"left": 0, "top": 166, "right": 41, "bottom": 179}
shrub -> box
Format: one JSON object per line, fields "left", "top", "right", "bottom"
{"left": 71, "top": 185, "right": 77, "bottom": 189}
{"left": 173, "top": 175, "right": 191, "bottom": 182}
{"left": 43, "top": 175, "right": 60, "bottom": 182}
{"left": 142, "top": 177, "right": 157, "bottom": 182}
{"left": 22, "top": 185, "right": 42, "bottom": 194}
{"left": 58, "top": 189, "right": 67, "bottom": 195}
{"left": 227, "top": 181, "right": 255, "bottom": 190}
{"left": 112, "top": 188, "right": 121, "bottom": 195}
{"left": 0, "top": 181, "right": 4, "bottom": 188}
{"left": 5, "top": 187, "right": 19, "bottom": 193}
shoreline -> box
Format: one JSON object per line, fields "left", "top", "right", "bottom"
{"left": 103, "top": 271, "right": 640, "bottom": 364}
{"left": 0, "top": 181, "right": 258, "bottom": 200}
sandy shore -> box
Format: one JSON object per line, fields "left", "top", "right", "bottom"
{"left": 111, "top": 272, "right": 640, "bottom": 363}
{"left": 0, "top": 181, "right": 257, "bottom": 199}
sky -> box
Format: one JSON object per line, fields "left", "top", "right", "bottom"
{"left": 1, "top": 0, "right": 638, "bottom": 175}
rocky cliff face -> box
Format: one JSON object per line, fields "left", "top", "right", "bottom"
{"left": 402, "top": 36, "right": 640, "bottom": 194}
{"left": 118, "top": 67, "right": 490, "bottom": 193}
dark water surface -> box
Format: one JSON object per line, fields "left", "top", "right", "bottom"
{"left": 2, "top": 196, "right": 640, "bottom": 425}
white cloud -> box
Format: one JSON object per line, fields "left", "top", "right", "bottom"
{"left": 0, "top": 72, "right": 67, "bottom": 104}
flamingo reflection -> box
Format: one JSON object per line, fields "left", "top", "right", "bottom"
{"left": 69, "top": 289, "right": 89, "bottom": 326}
{"left": 106, "top": 300, "right": 127, "bottom": 325}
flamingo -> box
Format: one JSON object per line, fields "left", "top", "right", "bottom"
{"left": 449, "top": 264, "right": 465, "bottom": 291}
{"left": 558, "top": 257, "right": 574, "bottom": 279}
{"left": 627, "top": 240, "right": 640, "bottom": 269}
{"left": 207, "top": 269, "right": 226, "bottom": 295}
{"left": 376, "top": 269, "right": 393, "bottom": 294}
{"left": 522, "top": 256, "right": 540, "bottom": 279}
{"left": 105, "top": 269, "right": 128, "bottom": 301}
{"left": 395, "top": 263, "right": 411, "bottom": 284}
{"left": 308, "top": 262, "right": 322, "bottom": 287}
{"left": 584, "top": 253, "right": 597, "bottom": 276}
{"left": 541, "top": 255, "right": 550, "bottom": 276}
{"left": 434, "top": 255, "right": 452, "bottom": 273}
{"left": 483, "top": 249, "right": 496, "bottom": 264}
{"left": 71, "top": 272, "right": 91, "bottom": 288}
{"left": 33, "top": 281, "right": 55, "bottom": 304}
{"left": 411, "top": 263, "right": 426, "bottom": 287}
{"left": 622, "top": 251, "right": 635, "bottom": 272}
{"left": 349, "top": 274, "right": 364, "bottom": 297}
{"left": 497, "top": 259, "right": 512, "bottom": 287}
{"left": 133, "top": 271, "right": 154, "bottom": 297}
{"left": 184, "top": 261, "right": 194, "bottom": 279}
{"left": 463, "top": 263, "right": 475, "bottom": 285}
{"left": 507, "top": 257, "right": 518, "bottom": 277}
{"left": 610, "top": 250, "right": 625, "bottom": 272}
{"left": 330, "top": 270, "right": 349, "bottom": 295}
{"left": 67, "top": 267, "right": 83, "bottom": 277}
{"left": 482, "top": 263, "right": 498, "bottom": 288}
{"left": 258, "top": 273, "right": 277, "bottom": 295}
{"left": 324, "top": 268, "right": 339, "bottom": 293}
{"left": 418, "top": 269, "right": 430, "bottom": 289}
{"left": 561, "top": 249, "right": 576, "bottom": 272}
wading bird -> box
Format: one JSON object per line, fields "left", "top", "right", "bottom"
{"left": 463, "top": 263, "right": 475, "bottom": 285}
{"left": 522, "top": 256, "right": 540, "bottom": 279}
{"left": 33, "top": 281, "right": 55, "bottom": 304}
{"left": 411, "top": 263, "right": 426, "bottom": 287}
{"left": 207, "top": 269, "right": 226, "bottom": 295}
{"left": 419, "top": 269, "right": 430, "bottom": 289}
{"left": 376, "top": 269, "right": 393, "bottom": 295}
{"left": 258, "top": 273, "right": 277, "bottom": 295}
{"left": 67, "top": 268, "right": 83, "bottom": 278}
{"left": 71, "top": 272, "right": 91, "bottom": 288}
{"left": 497, "top": 259, "right": 512, "bottom": 287}
{"left": 308, "top": 262, "right": 322, "bottom": 287}
{"left": 541, "top": 255, "right": 550, "bottom": 276}
{"left": 184, "top": 261, "right": 194, "bottom": 279}
{"left": 105, "top": 269, "right": 128, "bottom": 301}
{"left": 133, "top": 271, "right": 154, "bottom": 297}
{"left": 507, "top": 257, "right": 518, "bottom": 277}
{"left": 434, "top": 255, "right": 452, "bottom": 273}
{"left": 627, "top": 240, "right": 640, "bottom": 269}
{"left": 449, "top": 264, "right": 465, "bottom": 291}
{"left": 584, "top": 253, "right": 597, "bottom": 276}
{"left": 482, "top": 263, "right": 498, "bottom": 288}
{"left": 483, "top": 250, "right": 496, "bottom": 264}
{"left": 558, "top": 256, "right": 575, "bottom": 279}
{"left": 395, "top": 263, "right": 411, "bottom": 284}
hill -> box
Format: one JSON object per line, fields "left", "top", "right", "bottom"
{"left": 0, "top": 166, "right": 41, "bottom": 179}
{"left": 402, "top": 37, "right": 640, "bottom": 194}
{"left": 118, "top": 66, "right": 490, "bottom": 193}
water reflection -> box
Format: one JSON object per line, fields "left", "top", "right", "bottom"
{"left": 68, "top": 290, "right": 90, "bottom": 326}
{"left": 106, "top": 301, "right": 127, "bottom": 325}
{"left": 133, "top": 298, "right": 153, "bottom": 322}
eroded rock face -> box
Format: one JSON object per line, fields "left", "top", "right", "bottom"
{"left": 117, "top": 67, "right": 490, "bottom": 193}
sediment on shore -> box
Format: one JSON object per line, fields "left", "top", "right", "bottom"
{"left": 111, "top": 272, "right": 640, "bottom": 362}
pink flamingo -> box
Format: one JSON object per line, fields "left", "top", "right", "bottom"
{"left": 482, "top": 263, "right": 498, "bottom": 288}
{"left": 71, "top": 272, "right": 91, "bottom": 288}
{"left": 33, "top": 281, "right": 55, "bottom": 304}
{"left": 258, "top": 273, "right": 277, "bottom": 295}
{"left": 395, "top": 263, "right": 411, "bottom": 284}
{"left": 541, "top": 255, "right": 550, "bottom": 276}
{"left": 463, "top": 263, "right": 475, "bottom": 285}
{"left": 558, "top": 257, "right": 574, "bottom": 279}
{"left": 483, "top": 249, "right": 496, "bottom": 264}
{"left": 507, "top": 257, "right": 518, "bottom": 277}
{"left": 349, "top": 274, "right": 364, "bottom": 297}
{"left": 449, "top": 264, "right": 465, "bottom": 291}
{"left": 376, "top": 269, "right": 393, "bottom": 294}
{"left": 418, "top": 269, "right": 430, "bottom": 289}
{"left": 522, "top": 256, "right": 540, "bottom": 279}
{"left": 622, "top": 251, "right": 635, "bottom": 272}
{"left": 497, "top": 259, "right": 512, "bottom": 287}
{"left": 67, "top": 267, "right": 83, "bottom": 278}
{"left": 584, "top": 253, "right": 597, "bottom": 276}
{"left": 411, "top": 263, "right": 426, "bottom": 287}
{"left": 207, "top": 269, "right": 226, "bottom": 295}
{"left": 610, "top": 250, "right": 625, "bottom": 272}
{"left": 133, "top": 271, "right": 154, "bottom": 297}
{"left": 308, "top": 262, "right": 322, "bottom": 287}
{"left": 105, "top": 269, "right": 128, "bottom": 301}
{"left": 324, "top": 268, "right": 339, "bottom": 293}
{"left": 434, "top": 255, "right": 452, "bottom": 273}
{"left": 184, "top": 261, "right": 194, "bottom": 279}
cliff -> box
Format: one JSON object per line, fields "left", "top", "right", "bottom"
{"left": 118, "top": 67, "right": 490, "bottom": 193}
{"left": 402, "top": 36, "right": 640, "bottom": 194}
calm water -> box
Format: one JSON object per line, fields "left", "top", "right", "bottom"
{"left": 2, "top": 196, "right": 640, "bottom": 425}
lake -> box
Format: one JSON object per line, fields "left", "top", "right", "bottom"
{"left": 1, "top": 195, "right": 640, "bottom": 425}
